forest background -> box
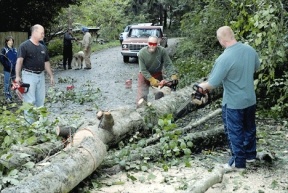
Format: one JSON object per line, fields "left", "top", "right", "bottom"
{"left": 0, "top": 0, "right": 287, "bottom": 118}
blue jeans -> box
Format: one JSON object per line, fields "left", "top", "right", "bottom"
{"left": 22, "top": 70, "right": 45, "bottom": 123}
{"left": 222, "top": 104, "right": 257, "bottom": 168}
{"left": 3, "top": 71, "right": 12, "bottom": 99}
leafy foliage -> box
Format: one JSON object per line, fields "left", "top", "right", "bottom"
{"left": 47, "top": 39, "right": 63, "bottom": 57}
{"left": 0, "top": 103, "right": 59, "bottom": 190}
{"left": 0, "top": 0, "right": 82, "bottom": 32}
{"left": 175, "top": 0, "right": 288, "bottom": 118}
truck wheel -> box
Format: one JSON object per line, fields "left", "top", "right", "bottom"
{"left": 123, "top": 56, "right": 129, "bottom": 63}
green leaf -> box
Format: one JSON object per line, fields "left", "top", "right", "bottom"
{"left": 19, "top": 153, "right": 30, "bottom": 159}
{"left": 187, "top": 141, "right": 193, "bottom": 148}
{"left": 183, "top": 148, "right": 192, "bottom": 155}
{"left": 147, "top": 173, "right": 157, "bottom": 180}
{"left": 158, "top": 119, "right": 164, "bottom": 127}
{"left": 180, "top": 142, "right": 187, "bottom": 149}
{"left": 8, "top": 169, "right": 18, "bottom": 176}
{"left": 119, "top": 160, "right": 126, "bottom": 167}
{"left": 141, "top": 165, "right": 148, "bottom": 171}
{"left": 4, "top": 135, "right": 11, "bottom": 145}
{"left": 23, "top": 161, "right": 35, "bottom": 169}
{"left": 127, "top": 173, "right": 137, "bottom": 181}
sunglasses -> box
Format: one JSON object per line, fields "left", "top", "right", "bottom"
{"left": 148, "top": 42, "right": 158, "bottom": 46}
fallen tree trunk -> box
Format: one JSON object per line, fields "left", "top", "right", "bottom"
{"left": 2, "top": 137, "right": 106, "bottom": 193}
{"left": 1, "top": 82, "right": 223, "bottom": 193}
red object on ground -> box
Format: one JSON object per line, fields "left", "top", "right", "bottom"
{"left": 67, "top": 85, "right": 75, "bottom": 90}
{"left": 125, "top": 79, "right": 132, "bottom": 88}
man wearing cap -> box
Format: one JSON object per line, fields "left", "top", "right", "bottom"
{"left": 80, "top": 27, "right": 92, "bottom": 69}
{"left": 63, "top": 28, "right": 77, "bottom": 70}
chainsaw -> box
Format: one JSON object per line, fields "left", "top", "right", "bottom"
{"left": 160, "top": 79, "right": 178, "bottom": 91}
{"left": 152, "top": 79, "right": 178, "bottom": 100}
{"left": 11, "top": 81, "right": 30, "bottom": 94}
{"left": 191, "top": 84, "right": 210, "bottom": 106}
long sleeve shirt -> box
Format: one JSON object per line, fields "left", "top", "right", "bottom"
{"left": 138, "top": 46, "right": 177, "bottom": 80}
{"left": 0, "top": 46, "right": 17, "bottom": 72}
{"left": 81, "top": 32, "right": 92, "bottom": 49}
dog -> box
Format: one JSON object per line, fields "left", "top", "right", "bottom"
{"left": 71, "top": 51, "right": 85, "bottom": 70}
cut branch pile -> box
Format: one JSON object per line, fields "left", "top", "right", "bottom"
{"left": 2, "top": 81, "right": 224, "bottom": 193}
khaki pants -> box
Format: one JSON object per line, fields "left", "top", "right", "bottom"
{"left": 84, "top": 46, "right": 91, "bottom": 68}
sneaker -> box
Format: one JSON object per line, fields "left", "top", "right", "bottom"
{"left": 222, "top": 163, "right": 245, "bottom": 173}
{"left": 246, "top": 159, "right": 256, "bottom": 163}
{"left": 6, "top": 98, "right": 13, "bottom": 103}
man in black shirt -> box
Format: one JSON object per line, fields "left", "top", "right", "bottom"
{"left": 63, "top": 28, "right": 77, "bottom": 70}
{"left": 15, "top": 24, "right": 54, "bottom": 123}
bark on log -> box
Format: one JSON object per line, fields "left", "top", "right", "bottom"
{"left": 1, "top": 82, "right": 224, "bottom": 193}
{"left": 2, "top": 137, "right": 106, "bottom": 193}
{"left": 0, "top": 141, "right": 64, "bottom": 169}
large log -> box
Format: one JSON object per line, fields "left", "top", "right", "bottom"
{"left": 1, "top": 82, "right": 224, "bottom": 193}
{"left": 2, "top": 137, "right": 106, "bottom": 193}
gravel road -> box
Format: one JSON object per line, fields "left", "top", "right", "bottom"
{"left": 48, "top": 39, "right": 178, "bottom": 119}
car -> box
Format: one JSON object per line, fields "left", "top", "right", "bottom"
{"left": 120, "top": 25, "right": 168, "bottom": 63}
{"left": 119, "top": 25, "right": 132, "bottom": 44}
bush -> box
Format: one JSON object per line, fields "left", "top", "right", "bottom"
{"left": 47, "top": 38, "right": 63, "bottom": 57}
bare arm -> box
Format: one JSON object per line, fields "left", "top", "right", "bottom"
{"left": 15, "top": 57, "right": 23, "bottom": 84}
{"left": 45, "top": 61, "right": 54, "bottom": 86}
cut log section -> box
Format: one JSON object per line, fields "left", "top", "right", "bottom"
{"left": 56, "top": 126, "right": 77, "bottom": 138}
{"left": 96, "top": 110, "right": 103, "bottom": 120}
{"left": 98, "top": 111, "right": 114, "bottom": 131}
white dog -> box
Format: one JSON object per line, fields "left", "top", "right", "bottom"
{"left": 71, "top": 51, "right": 85, "bottom": 70}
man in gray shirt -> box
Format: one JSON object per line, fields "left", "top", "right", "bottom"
{"left": 198, "top": 26, "right": 260, "bottom": 171}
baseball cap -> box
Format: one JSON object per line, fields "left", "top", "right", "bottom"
{"left": 82, "top": 27, "right": 89, "bottom": 32}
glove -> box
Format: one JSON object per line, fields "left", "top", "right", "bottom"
{"left": 171, "top": 74, "right": 178, "bottom": 86}
{"left": 171, "top": 74, "right": 178, "bottom": 80}
{"left": 149, "top": 77, "right": 160, "bottom": 87}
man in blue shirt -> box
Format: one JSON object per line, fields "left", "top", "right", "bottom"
{"left": 198, "top": 26, "right": 260, "bottom": 171}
